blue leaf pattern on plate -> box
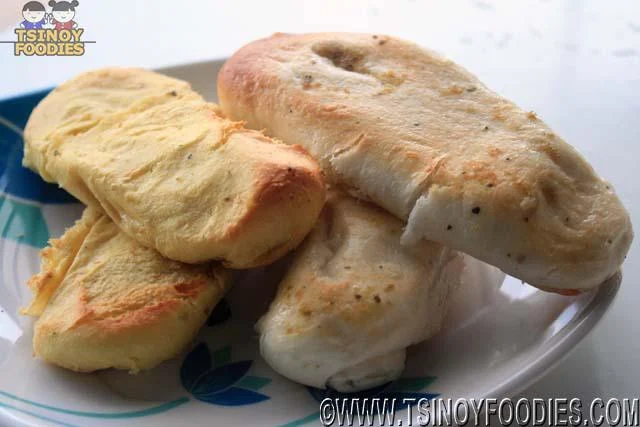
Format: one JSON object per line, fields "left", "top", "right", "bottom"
{"left": 0, "top": 89, "right": 76, "bottom": 204}
{"left": 180, "top": 343, "right": 212, "bottom": 392}
{"left": 181, "top": 342, "right": 270, "bottom": 406}
{"left": 192, "top": 361, "right": 252, "bottom": 395}
{"left": 195, "top": 387, "right": 269, "bottom": 406}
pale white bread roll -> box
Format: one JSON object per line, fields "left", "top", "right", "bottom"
{"left": 218, "top": 33, "right": 633, "bottom": 292}
{"left": 24, "top": 68, "right": 326, "bottom": 268}
{"left": 256, "top": 191, "right": 462, "bottom": 391}
{"left": 23, "top": 207, "right": 232, "bottom": 373}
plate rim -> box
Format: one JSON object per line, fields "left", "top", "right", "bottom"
{"left": 480, "top": 272, "right": 621, "bottom": 400}
{"left": 164, "top": 57, "right": 628, "bottom": 402}
{"left": 0, "top": 58, "right": 625, "bottom": 426}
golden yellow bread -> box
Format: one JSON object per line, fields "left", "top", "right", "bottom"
{"left": 23, "top": 209, "right": 98, "bottom": 317}
{"left": 217, "top": 32, "right": 633, "bottom": 291}
{"left": 257, "top": 191, "right": 462, "bottom": 391}
{"left": 24, "top": 68, "right": 326, "bottom": 268}
{"left": 25, "top": 207, "right": 232, "bottom": 373}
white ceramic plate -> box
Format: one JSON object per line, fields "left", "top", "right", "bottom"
{"left": 0, "top": 60, "right": 621, "bottom": 427}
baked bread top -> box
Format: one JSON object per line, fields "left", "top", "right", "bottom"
{"left": 24, "top": 68, "right": 326, "bottom": 268}
{"left": 218, "top": 32, "right": 633, "bottom": 291}
{"left": 25, "top": 208, "right": 231, "bottom": 373}
{"left": 257, "top": 191, "right": 461, "bottom": 391}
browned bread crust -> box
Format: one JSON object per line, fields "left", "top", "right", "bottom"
{"left": 258, "top": 191, "right": 462, "bottom": 391}
{"left": 25, "top": 207, "right": 232, "bottom": 373}
{"left": 218, "top": 33, "right": 633, "bottom": 291}
{"left": 24, "top": 68, "right": 326, "bottom": 268}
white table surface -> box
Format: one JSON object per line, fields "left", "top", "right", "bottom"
{"left": 1, "top": 0, "right": 639, "bottom": 410}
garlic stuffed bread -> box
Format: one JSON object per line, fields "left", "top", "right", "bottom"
{"left": 218, "top": 32, "right": 632, "bottom": 291}
{"left": 257, "top": 191, "right": 462, "bottom": 391}
{"left": 25, "top": 208, "right": 232, "bottom": 373}
{"left": 24, "top": 68, "right": 326, "bottom": 268}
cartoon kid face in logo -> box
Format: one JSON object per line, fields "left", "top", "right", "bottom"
{"left": 49, "top": 0, "right": 79, "bottom": 30}
{"left": 20, "top": 1, "right": 47, "bottom": 29}
{"left": 13, "top": 0, "right": 86, "bottom": 56}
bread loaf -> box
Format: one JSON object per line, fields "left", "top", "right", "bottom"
{"left": 218, "top": 33, "right": 632, "bottom": 291}
{"left": 25, "top": 208, "right": 232, "bottom": 373}
{"left": 257, "top": 191, "right": 462, "bottom": 391}
{"left": 25, "top": 68, "right": 326, "bottom": 268}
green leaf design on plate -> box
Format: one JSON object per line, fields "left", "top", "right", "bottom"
{"left": 213, "top": 345, "right": 232, "bottom": 367}
{"left": 0, "top": 391, "right": 190, "bottom": 419}
{"left": 0, "top": 195, "right": 49, "bottom": 248}
{"left": 236, "top": 376, "right": 271, "bottom": 391}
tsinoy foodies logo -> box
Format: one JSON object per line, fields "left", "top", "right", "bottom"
{"left": 6, "top": 1, "right": 94, "bottom": 56}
